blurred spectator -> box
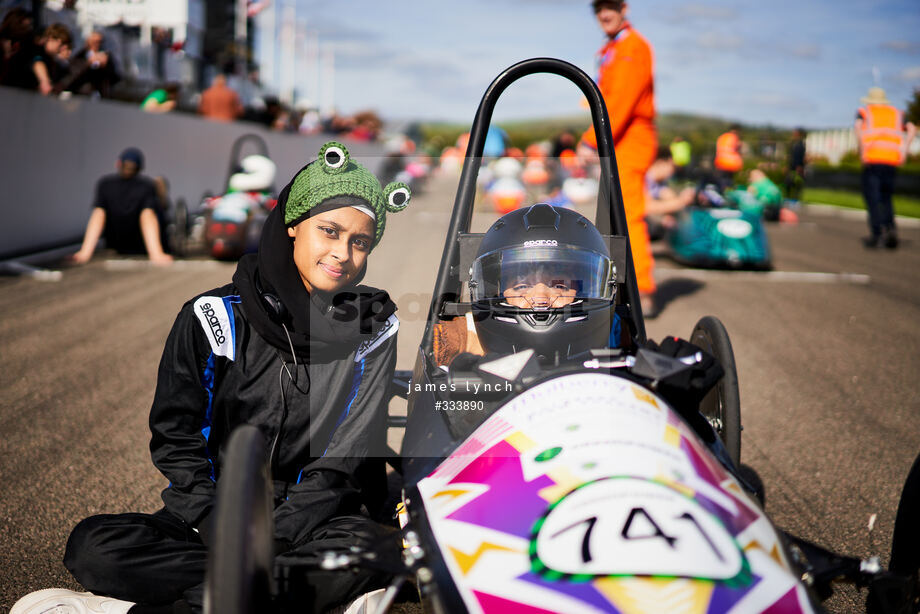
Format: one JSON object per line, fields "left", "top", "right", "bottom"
{"left": 72, "top": 147, "right": 172, "bottom": 265}
{"left": 297, "top": 100, "right": 321, "bottom": 135}
{"left": 32, "top": 22, "right": 71, "bottom": 95}
{"left": 669, "top": 136, "right": 692, "bottom": 179}
{"left": 784, "top": 127, "right": 806, "bottom": 203}
{"left": 141, "top": 82, "right": 180, "bottom": 113}
{"left": 551, "top": 131, "right": 577, "bottom": 158}
{"left": 67, "top": 30, "right": 119, "bottom": 98}
{"left": 244, "top": 94, "right": 284, "bottom": 127}
{"left": 271, "top": 104, "right": 293, "bottom": 132}
{"left": 483, "top": 125, "right": 509, "bottom": 158}
{"left": 43, "top": 0, "right": 81, "bottom": 51}
{"left": 151, "top": 26, "right": 172, "bottom": 82}
{"left": 323, "top": 110, "right": 356, "bottom": 135}
{"left": 714, "top": 124, "right": 744, "bottom": 190}
{"left": 198, "top": 73, "right": 243, "bottom": 121}
{"left": 0, "top": 8, "right": 37, "bottom": 89}
{"left": 348, "top": 110, "right": 382, "bottom": 141}
{"left": 645, "top": 147, "right": 694, "bottom": 217}
{"left": 228, "top": 68, "right": 263, "bottom": 108}
{"left": 746, "top": 168, "right": 783, "bottom": 220}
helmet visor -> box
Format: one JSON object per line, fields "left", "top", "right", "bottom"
{"left": 471, "top": 246, "right": 615, "bottom": 306}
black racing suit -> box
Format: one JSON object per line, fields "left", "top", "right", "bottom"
{"left": 64, "top": 282, "right": 399, "bottom": 613}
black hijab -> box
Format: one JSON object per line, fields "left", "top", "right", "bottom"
{"left": 233, "top": 168, "right": 397, "bottom": 362}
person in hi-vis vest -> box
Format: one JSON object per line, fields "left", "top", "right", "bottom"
{"left": 855, "top": 87, "right": 916, "bottom": 249}
{"left": 714, "top": 125, "right": 744, "bottom": 191}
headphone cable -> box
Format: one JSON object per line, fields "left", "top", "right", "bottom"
{"left": 269, "top": 322, "right": 310, "bottom": 473}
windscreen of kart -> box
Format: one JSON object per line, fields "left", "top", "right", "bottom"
{"left": 470, "top": 245, "right": 614, "bottom": 308}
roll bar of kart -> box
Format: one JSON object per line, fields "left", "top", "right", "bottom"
{"left": 422, "top": 57, "right": 646, "bottom": 350}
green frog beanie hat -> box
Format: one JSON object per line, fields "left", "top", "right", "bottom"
{"left": 284, "top": 141, "right": 410, "bottom": 248}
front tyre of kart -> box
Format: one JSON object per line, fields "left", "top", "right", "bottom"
{"left": 868, "top": 450, "right": 920, "bottom": 613}
{"left": 204, "top": 425, "right": 275, "bottom": 614}
{"left": 690, "top": 316, "right": 742, "bottom": 467}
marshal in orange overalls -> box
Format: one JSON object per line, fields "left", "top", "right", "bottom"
{"left": 581, "top": 23, "right": 658, "bottom": 295}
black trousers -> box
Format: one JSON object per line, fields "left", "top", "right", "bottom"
{"left": 861, "top": 163, "right": 898, "bottom": 236}
{"left": 64, "top": 507, "right": 392, "bottom": 613}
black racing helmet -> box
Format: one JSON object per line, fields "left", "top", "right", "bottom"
{"left": 469, "top": 203, "right": 617, "bottom": 360}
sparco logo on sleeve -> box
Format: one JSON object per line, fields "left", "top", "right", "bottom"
{"left": 193, "top": 296, "right": 235, "bottom": 360}
{"left": 199, "top": 302, "right": 226, "bottom": 345}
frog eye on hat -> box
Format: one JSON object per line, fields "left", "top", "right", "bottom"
{"left": 384, "top": 182, "right": 411, "bottom": 212}
{"left": 318, "top": 141, "right": 348, "bottom": 173}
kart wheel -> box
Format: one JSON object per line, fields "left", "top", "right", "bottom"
{"left": 173, "top": 198, "right": 188, "bottom": 257}
{"left": 204, "top": 425, "right": 275, "bottom": 614}
{"left": 871, "top": 450, "right": 920, "bottom": 613}
{"left": 690, "top": 316, "right": 741, "bottom": 466}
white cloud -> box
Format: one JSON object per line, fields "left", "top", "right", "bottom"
{"left": 742, "top": 92, "right": 817, "bottom": 112}
{"left": 881, "top": 40, "right": 920, "bottom": 54}
{"left": 658, "top": 3, "right": 738, "bottom": 23}
{"left": 696, "top": 32, "right": 744, "bottom": 51}
{"left": 787, "top": 44, "right": 820, "bottom": 59}
{"left": 897, "top": 66, "right": 920, "bottom": 82}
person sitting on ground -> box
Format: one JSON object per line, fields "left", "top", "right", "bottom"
{"left": 642, "top": 148, "right": 696, "bottom": 240}
{"left": 67, "top": 30, "right": 120, "bottom": 97}
{"left": 645, "top": 147, "right": 695, "bottom": 217}
{"left": 12, "top": 141, "right": 411, "bottom": 614}
{"left": 197, "top": 72, "right": 243, "bottom": 122}
{"left": 746, "top": 168, "right": 783, "bottom": 220}
{"left": 71, "top": 147, "right": 173, "bottom": 265}
{"left": 0, "top": 8, "right": 37, "bottom": 90}
{"left": 31, "top": 22, "right": 71, "bottom": 95}
{"left": 141, "top": 82, "right": 180, "bottom": 113}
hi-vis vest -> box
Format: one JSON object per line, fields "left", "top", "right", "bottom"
{"left": 714, "top": 132, "right": 743, "bottom": 172}
{"left": 858, "top": 104, "right": 905, "bottom": 166}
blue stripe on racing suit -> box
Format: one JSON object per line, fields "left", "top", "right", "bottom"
{"left": 200, "top": 352, "right": 217, "bottom": 481}
{"left": 321, "top": 358, "right": 365, "bottom": 458}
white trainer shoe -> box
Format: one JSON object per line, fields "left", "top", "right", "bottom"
{"left": 10, "top": 589, "right": 135, "bottom": 614}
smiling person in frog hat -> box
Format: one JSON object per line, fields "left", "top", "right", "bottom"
{"left": 11, "top": 142, "right": 409, "bottom": 614}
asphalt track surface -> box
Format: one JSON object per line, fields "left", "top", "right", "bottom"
{"left": 2, "top": 173, "right": 919, "bottom": 613}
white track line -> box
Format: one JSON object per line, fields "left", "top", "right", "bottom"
{"left": 656, "top": 267, "right": 871, "bottom": 284}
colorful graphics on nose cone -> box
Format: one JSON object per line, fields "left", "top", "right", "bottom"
{"left": 415, "top": 373, "right": 815, "bottom": 613}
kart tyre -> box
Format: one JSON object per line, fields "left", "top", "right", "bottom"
{"left": 172, "top": 198, "right": 188, "bottom": 258}
{"left": 690, "top": 316, "right": 741, "bottom": 466}
{"left": 204, "top": 425, "right": 275, "bottom": 614}
{"left": 867, "top": 450, "right": 920, "bottom": 613}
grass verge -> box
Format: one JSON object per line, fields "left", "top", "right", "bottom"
{"left": 802, "top": 188, "right": 920, "bottom": 218}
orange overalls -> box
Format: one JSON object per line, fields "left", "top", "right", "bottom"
{"left": 581, "top": 24, "right": 658, "bottom": 295}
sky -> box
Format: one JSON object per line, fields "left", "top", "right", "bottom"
{"left": 255, "top": 0, "right": 920, "bottom": 130}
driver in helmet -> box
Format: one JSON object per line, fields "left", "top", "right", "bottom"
{"left": 433, "top": 203, "right": 618, "bottom": 365}
{"left": 499, "top": 262, "right": 579, "bottom": 309}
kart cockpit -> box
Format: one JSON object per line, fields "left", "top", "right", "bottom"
{"left": 399, "top": 59, "right": 654, "bottom": 481}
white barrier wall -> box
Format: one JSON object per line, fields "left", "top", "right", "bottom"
{"left": 0, "top": 86, "right": 384, "bottom": 260}
{"left": 806, "top": 127, "right": 920, "bottom": 165}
